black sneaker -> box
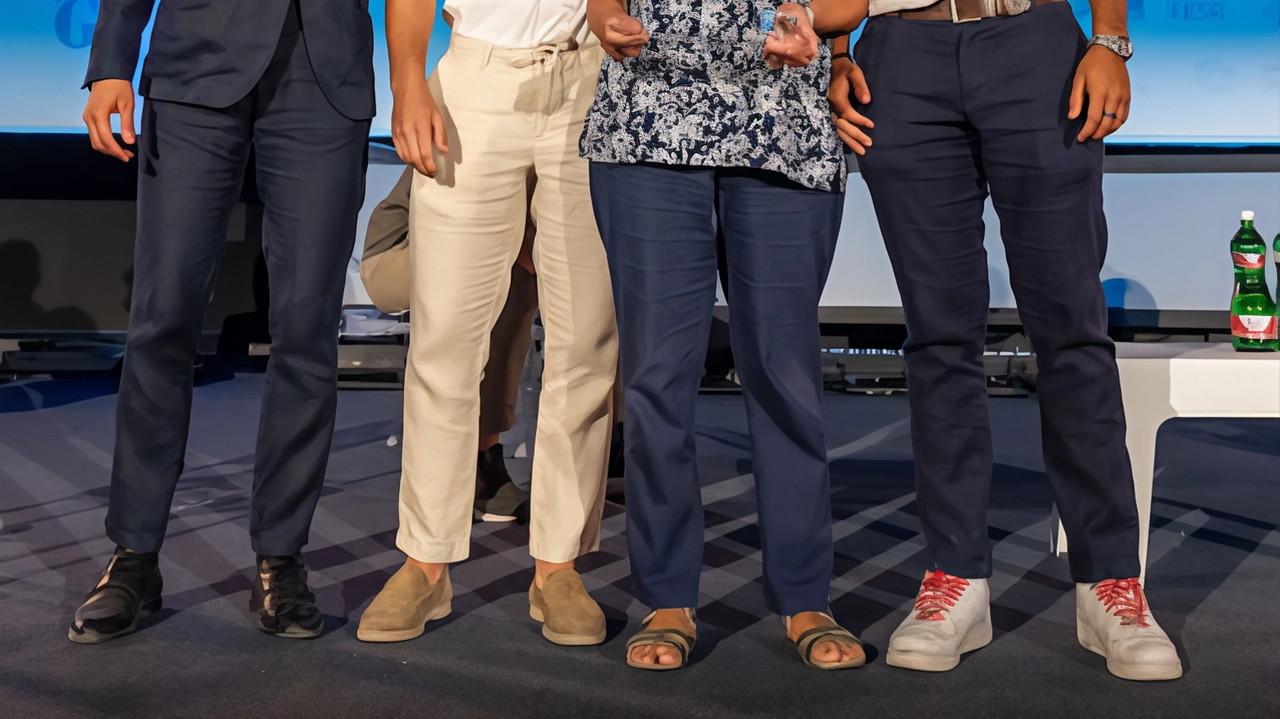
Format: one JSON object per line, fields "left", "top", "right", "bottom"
{"left": 474, "top": 444, "right": 529, "bottom": 524}
{"left": 68, "top": 546, "right": 163, "bottom": 644}
{"left": 250, "top": 555, "right": 323, "bottom": 638}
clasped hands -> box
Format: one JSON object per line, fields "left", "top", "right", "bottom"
{"left": 597, "top": 2, "right": 818, "bottom": 67}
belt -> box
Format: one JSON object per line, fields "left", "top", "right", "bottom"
{"left": 885, "top": 0, "right": 1063, "bottom": 22}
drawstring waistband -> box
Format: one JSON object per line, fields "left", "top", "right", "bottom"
{"left": 446, "top": 33, "right": 582, "bottom": 70}
{"left": 511, "top": 43, "right": 568, "bottom": 69}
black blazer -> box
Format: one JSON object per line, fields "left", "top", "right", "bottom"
{"left": 83, "top": 0, "right": 375, "bottom": 120}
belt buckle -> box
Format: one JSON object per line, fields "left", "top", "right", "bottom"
{"left": 949, "top": 0, "right": 984, "bottom": 22}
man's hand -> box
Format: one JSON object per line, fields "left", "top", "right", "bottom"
{"left": 1068, "top": 45, "right": 1130, "bottom": 142}
{"left": 599, "top": 13, "right": 649, "bottom": 61}
{"left": 83, "top": 79, "right": 136, "bottom": 162}
{"left": 763, "top": 3, "right": 820, "bottom": 68}
{"left": 828, "top": 57, "right": 874, "bottom": 155}
{"left": 391, "top": 78, "right": 448, "bottom": 178}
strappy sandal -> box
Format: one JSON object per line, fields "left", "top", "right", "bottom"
{"left": 626, "top": 608, "right": 697, "bottom": 671}
{"left": 785, "top": 612, "right": 866, "bottom": 670}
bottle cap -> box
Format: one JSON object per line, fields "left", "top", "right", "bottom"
{"left": 1242, "top": 210, "right": 1255, "bottom": 221}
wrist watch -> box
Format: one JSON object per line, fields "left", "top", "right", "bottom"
{"left": 1088, "top": 35, "right": 1133, "bottom": 62}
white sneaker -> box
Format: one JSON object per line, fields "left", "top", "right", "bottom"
{"left": 1077, "top": 578, "right": 1182, "bottom": 681}
{"left": 886, "top": 570, "right": 993, "bottom": 672}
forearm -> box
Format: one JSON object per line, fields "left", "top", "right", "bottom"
{"left": 832, "top": 34, "right": 851, "bottom": 56}
{"left": 588, "top": 0, "right": 629, "bottom": 35}
{"left": 387, "top": 0, "right": 436, "bottom": 93}
{"left": 83, "top": 0, "right": 158, "bottom": 87}
{"left": 1087, "top": 0, "right": 1127, "bottom": 36}
{"left": 808, "top": 0, "right": 868, "bottom": 36}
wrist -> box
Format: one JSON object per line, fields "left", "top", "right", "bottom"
{"left": 390, "top": 64, "right": 428, "bottom": 93}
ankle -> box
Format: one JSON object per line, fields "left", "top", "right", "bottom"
{"left": 406, "top": 558, "right": 446, "bottom": 583}
{"left": 534, "top": 559, "right": 574, "bottom": 589}
{"left": 649, "top": 608, "right": 696, "bottom": 633}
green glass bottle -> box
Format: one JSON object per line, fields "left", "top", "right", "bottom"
{"left": 1230, "top": 211, "right": 1278, "bottom": 351}
{"left": 1275, "top": 226, "right": 1280, "bottom": 338}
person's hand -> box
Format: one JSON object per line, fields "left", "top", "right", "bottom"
{"left": 391, "top": 78, "right": 448, "bottom": 177}
{"left": 82, "top": 79, "right": 136, "bottom": 162}
{"left": 1068, "top": 45, "right": 1130, "bottom": 142}
{"left": 763, "top": 3, "right": 820, "bottom": 68}
{"left": 599, "top": 12, "right": 648, "bottom": 61}
{"left": 828, "top": 57, "right": 874, "bottom": 154}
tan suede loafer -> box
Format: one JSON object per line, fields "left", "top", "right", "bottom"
{"left": 529, "top": 569, "right": 607, "bottom": 646}
{"left": 357, "top": 564, "right": 452, "bottom": 642}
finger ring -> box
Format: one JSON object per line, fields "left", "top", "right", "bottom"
{"left": 1102, "top": 111, "right": 1118, "bottom": 119}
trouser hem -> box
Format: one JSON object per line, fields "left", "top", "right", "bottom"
{"left": 105, "top": 525, "right": 165, "bottom": 556}
{"left": 397, "top": 531, "right": 471, "bottom": 564}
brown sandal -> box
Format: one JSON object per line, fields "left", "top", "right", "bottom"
{"left": 786, "top": 613, "right": 866, "bottom": 670}
{"left": 626, "top": 608, "right": 697, "bottom": 671}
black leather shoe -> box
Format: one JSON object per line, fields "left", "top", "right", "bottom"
{"left": 250, "top": 554, "right": 323, "bottom": 638}
{"left": 68, "top": 546, "right": 163, "bottom": 644}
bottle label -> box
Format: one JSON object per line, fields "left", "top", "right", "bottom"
{"left": 1232, "top": 313, "right": 1279, "bottom": 340}
{"left": 1232, "top": 252, "right": 1266, "bottom": 269}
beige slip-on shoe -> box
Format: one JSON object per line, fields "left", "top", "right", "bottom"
{"left": 357, "top": 564, "right": 452, "bottom": 642}
{"left": 528, "top": 569, "right": 607, "bottom": 646}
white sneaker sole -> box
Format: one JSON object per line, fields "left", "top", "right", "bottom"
{"left": 886, "top": 618, "right": 993, "bottom": 672}
{"left": 473, "top": 509, "right": 517, "bottom": 523}
{"left": 1077, "top": 626, "right": 1184, "bottom": 681}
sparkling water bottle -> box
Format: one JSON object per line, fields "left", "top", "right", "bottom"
{"left": 1230, "top": 211, "right": 1278, "bottom": 351}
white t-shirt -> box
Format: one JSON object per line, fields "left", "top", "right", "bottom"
{"left": 443, "top": 0, "right": 590, "bottom": 48}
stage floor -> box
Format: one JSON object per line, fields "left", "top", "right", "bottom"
{"left": 1, "top": 371, "right": 1278, "bottom": 718}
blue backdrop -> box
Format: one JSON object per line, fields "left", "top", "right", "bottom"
{"left": 1, "top": 0, "right": 1277, "bottom": 142}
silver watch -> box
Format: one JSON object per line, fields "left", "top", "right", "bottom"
{"left": 1088, "top": 35, "right": 1133, "bottom": 62}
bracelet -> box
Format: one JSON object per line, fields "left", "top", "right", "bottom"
{"left": 832, "top": 52, "right": 851, "bottom": 61}
{"left": 803, "top": 4, "right": 815, "bottom": 26}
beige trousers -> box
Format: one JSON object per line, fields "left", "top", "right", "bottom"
{"left": 399, "top": 35, "right": 617, "bottom": 564}
{"left": 359, "top": 165, "right": 539, "bottom": 436}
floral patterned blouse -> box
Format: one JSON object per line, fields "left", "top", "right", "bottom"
{"left": 579, "top": 0, "right": 846, "bottom": 193}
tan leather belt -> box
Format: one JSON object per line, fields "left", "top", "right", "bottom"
{"left": 886, "top": 0, "right": 1063, "bottom": 22}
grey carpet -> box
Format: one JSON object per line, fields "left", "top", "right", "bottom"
{"left": 1, "top": 372, "right": 1277, "bottom": 718}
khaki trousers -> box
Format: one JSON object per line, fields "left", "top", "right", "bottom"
{"left": 359, "top": 166, "right": 539, "bottom": 437}
{"left": 399, "top": 34, "right": 617, "bottom": 564}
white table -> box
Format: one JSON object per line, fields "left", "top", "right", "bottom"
{"left": 1051, "top": 342, "right": 1280, "bottom": 580}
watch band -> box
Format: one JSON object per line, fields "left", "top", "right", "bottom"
{"left": 1088, "top": 34, "right": 1133, "bottom": 61}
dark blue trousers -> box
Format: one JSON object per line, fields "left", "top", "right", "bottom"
{"left": 854, "top": 3, "right": 1140, "bottom": 582}
{"left": 107, "top": 7, "right": 369, "bottom": 557}
{"left": 590, "top": 163, "right": 843, "bottom": 615}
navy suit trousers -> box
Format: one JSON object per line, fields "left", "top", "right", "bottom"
{"left": 107, "top": 9, "right": 369, "bottom": 556}
{"left": 590, "top": 163, "right": 843, "bottom": 615}
{"left": 853, "top": 3, "right": 1141, "bottom": 582}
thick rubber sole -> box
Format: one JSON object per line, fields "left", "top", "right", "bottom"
{"left": 256, "top": 619, "right": 323, "bottom": 639}
{"left": 529, "top": 604, "right": 607, "bottom": 646}
{"left": 885, "top": 619, "right": 993, "bottom": 672}
{"left": 1078, "top": 627, "right": 1184, "bottom": 681}
{"left": 473, "top": 509, "right": 517, "bottom": 523}
{"left": 356, "top": 600, "right": 452, "bottom": 643}
{"left": 67, "top": 597, "right": 163, "bottom": 645}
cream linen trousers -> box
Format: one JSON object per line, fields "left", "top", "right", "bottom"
{"left": 398, "top": 34, "right": 618, "bottom": 564}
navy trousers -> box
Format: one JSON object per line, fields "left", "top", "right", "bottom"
{"left": 854, "top": 3, "right": 1141, "bottom": 582}
{"left": 590, "top": 163, "right": 843, "bottom": 615}
{"left": 107, "top": 6, "right": 369, "bottom": 557}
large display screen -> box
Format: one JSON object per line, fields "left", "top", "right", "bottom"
{"left": 1, "top": 0, "right": 1277, "bottom": 143}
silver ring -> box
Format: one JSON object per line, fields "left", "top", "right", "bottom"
{"left": 1102, "top": 111, "right": 1118, "bottom": 119}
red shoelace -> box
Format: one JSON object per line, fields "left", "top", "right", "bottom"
{"left": 1094, "top": 578, "right": 1150, "bottom": 627}
{"left": 913, "top": 570, "right": 969, "bottom": 621}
